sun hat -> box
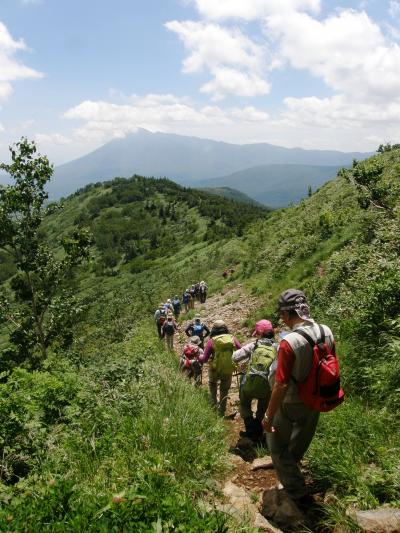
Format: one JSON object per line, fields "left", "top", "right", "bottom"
{"left": 213, "top": 319, "right": 226, "bottom": 328}
{"left": 252, "top": 319, "right": 274, "bottom": 336}
{"left": 277, "top": 289, "right": 312, "bottom": 320}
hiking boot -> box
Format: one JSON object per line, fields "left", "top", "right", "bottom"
{"left": 294, "top": 494, "right": 316, "bottom": 511}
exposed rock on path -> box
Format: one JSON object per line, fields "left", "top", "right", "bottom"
{"left": 175, "top": 285, "right": 280, "bottom": 530}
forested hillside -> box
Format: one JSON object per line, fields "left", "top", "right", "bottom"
{"left": 0, "top": 140, "right": 399, "bottom": 531}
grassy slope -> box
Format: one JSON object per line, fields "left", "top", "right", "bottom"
{"left": 228, "top": 150, "right": 400, "bottom": 523}
{"left": 0, "top": 176, "right": 266, "bottom": 531}
{"left": 1, "top": 150, "right": 400, "bottom": 530}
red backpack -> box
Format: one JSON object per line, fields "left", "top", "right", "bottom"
{"left": 183, "top": 344, "right": 199, "bottom": 359}
{"left": 294, "top": 325, "right": 345, "bottom": 412}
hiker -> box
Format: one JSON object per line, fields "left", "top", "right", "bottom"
{"left": 199, "top": 319, "right": 241, "bottom": 417}
{"left": 154, "top": 304, "right": 166, "bottom": 339}
{"left": 182, "top": 290, "right": 190, "bottom": 313}
{"left": 185, "top": 315, "right": 210, "bottom": 349}
{"left": 161, "top": 314, "right": 178, "bottom": 351}
{"left": 199, "top": 280, "right": 208, "bottom": 303}
{"left": 188, "top": 286, "right": 196, "bottom": 309}
{"left": 164, "top": 299, "right": 174, "bottom": 314}
{"left": 194, "top": 282, "right": 201, "bottom": 301}
{"left": 232, "top": 319, "right": 277, "bottom": 444}
{"left": 172, "top": 295, "right": 181, "bottom": 319}
{"left": 179, "top": 336, "right": 203, "bottom": 386}
{"left": 262, "top": 289, "right": 336, "bottom": 507}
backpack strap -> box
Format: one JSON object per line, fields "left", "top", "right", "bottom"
{"left": 295, "top": 324, "right": 325, "bottom": 347}
{"left": 291, "top": 325, "right": 322, "bottom": 385}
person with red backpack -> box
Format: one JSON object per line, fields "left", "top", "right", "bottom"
{"left": 179, "top": 336, "right": 203, "bottom": 386}
{"left": 262, "top": 289, "right": 344, "bottom": 507}
{"left": 199, "top": 319, "right": 241, "bottom": 417}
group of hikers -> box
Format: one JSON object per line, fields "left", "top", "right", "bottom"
{"left": 153, "top": 281, "right": 209, "bottom": 347}
{"left": 153, "top": 285, "right": 344, "bottom": 511}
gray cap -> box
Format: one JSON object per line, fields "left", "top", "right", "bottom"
{"left": 213, "top": 319, "right": 226, "bottom": 328}
{"left": 278, "top": 289, "right": 311, "bottom": 320}
{"left": 190, "top": 336, "right": 201, "bottom": 345}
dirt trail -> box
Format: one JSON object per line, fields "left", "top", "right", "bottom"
{"left": 174, "top": 284, "right": 278, "bottom": 499}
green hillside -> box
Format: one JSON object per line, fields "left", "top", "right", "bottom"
{"left": 198, "top": 186, "right": 264, "bottom": 206}
{"left": 0, "top": 141, "right": 399, "bottom": 531}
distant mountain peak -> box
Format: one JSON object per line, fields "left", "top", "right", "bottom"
{"left": 45, "top": 131, "right": 372, "bottom": 201}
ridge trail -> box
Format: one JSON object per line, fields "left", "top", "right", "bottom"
{"left": 174, "top": 285, "right": 278, "bottom": 503}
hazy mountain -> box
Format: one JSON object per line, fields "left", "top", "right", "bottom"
{"left": 40, "top": 129, "right": 370, "bottom": 199}
{"left": 195, "top": 164, "right": 342, "bottom": 207}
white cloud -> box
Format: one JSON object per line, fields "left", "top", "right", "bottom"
{"left": 61, "top": 94, "right": 272, "bottom": 145}
{"left": 0, "top": 21, "right": 43, "bottom": 102}
{"left": 265, "top": 10, "right": 400, "bottom": 101}
{"left": 166, "top": 20, "right": 270, "bottom": 99}
{"left": 65, "top": 95, "right": 261, "bottom": 126}
{"left": 166, "top": 21, "right": 266, "bottom": 73}
{"left": 200, "top": 67, "right": 270, "bottom": 99}
{"left": 190, "top": 0, "right": 320, "bottom": 20}
{"left": 257, "top": 8, "right": 400, "bottom": 134}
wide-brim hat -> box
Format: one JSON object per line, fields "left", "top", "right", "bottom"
{"left": 278, "top": 289, "right": 312, "bottom": 320}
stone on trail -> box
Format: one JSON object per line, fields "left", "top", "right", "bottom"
{"left": 254, "top": 512, "right": 283, "bottom": 532}
{"left": 228, "top": 454, "right": 246, "bottom": 467}
{"left": 251, "top": 456, "right": 274, "bottom": 471}
{"left": 261, "top": 488, "right": 305, "bottom": 528}
{"left": 348, "top": 507, "right": 400, "bottom": 533}
{"left": 222, "top": 482, "right": 282, "bottom": 532}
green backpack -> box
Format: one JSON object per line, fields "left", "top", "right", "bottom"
{"left": 210, "top": 334, "right": 235, "bottom": 374}
{"left": 241, "top": 340, "right": 276, "bottom": 398}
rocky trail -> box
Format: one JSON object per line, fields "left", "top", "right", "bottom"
{"left": 173, "top": 286, "right": 296, "bottom": 532}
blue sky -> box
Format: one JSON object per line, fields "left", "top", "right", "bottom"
{"left": 0, "top": 0, "right": 399, "bottom": 164}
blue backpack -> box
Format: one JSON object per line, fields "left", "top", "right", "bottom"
{"left": 192, "top": 323, "right": 204, "bottom": 337}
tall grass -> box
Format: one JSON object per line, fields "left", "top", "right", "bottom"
{"left": 0, "top": 325, "right": 231, "bottom": 531}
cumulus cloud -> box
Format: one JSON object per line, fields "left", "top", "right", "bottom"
{"left": 165, "top": 20, "right": 270, "bottom": 99}
{"left": 0, "top": 21, "right": 43, "bottom": 102}
{"left": 265, "top": 10, "right": 400, "bottom": 102}
{"left": 200, "top": 67, "right": 270, "bottom": 100}
{"left": 62, "top": 94, "right": 271, "bottom": 145}
{"left": 259, "top": 8, "right": 400, "bottom": 133}
{"left": 167, "top": 0, "right": 400, "bottom": 139}
{"left": 190, "top": 0, "right": 320, "bottom": 21}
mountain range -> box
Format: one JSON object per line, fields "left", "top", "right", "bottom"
{"left": 1, "top": 129, "right": 372, "bottom": 206}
